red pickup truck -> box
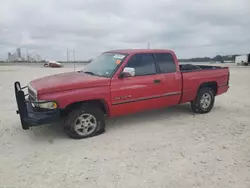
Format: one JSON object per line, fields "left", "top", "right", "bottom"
{"left": 15, "top": 49, "right": 230, "bottom": 139}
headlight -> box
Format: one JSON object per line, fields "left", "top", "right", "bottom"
{"left": 37, "top": 101, "right": 58, "bottom": 109}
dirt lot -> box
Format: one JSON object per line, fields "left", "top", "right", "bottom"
{"left": 0, "top": 64, "right": 249, "bottom": 188}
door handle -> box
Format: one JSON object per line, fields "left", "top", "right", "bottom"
{"left": 153, "top": 79, "right": 161, "bottom": 84}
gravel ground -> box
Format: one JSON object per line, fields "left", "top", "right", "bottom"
{"left": 0, "top": 64, "right": 250, "bottom": 188}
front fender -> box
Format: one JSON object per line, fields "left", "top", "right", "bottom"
{"left": 38, "top": 86, "right": 110, "bottom": 109}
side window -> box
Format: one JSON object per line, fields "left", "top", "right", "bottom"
{"left": 125, "top": 53, "right": 156, "bottom": 76}
{"left": 154, "top": 53, "right": 176, "bottom": 73}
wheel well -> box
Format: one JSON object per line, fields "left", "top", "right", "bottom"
{"left": 61, "top": 99, "right": 109, "bottom": 118}
{"left": 198, "top": 82, "right": 218, "bottom": 95}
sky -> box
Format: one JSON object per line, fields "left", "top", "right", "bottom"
{"left": 0, "top": 0, "right": 250, "bottom": 61}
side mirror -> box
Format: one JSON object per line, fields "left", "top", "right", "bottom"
{"left": 119, "top": 67, "right": 135, "bottom": 78}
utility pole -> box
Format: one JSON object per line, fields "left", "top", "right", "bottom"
{"left": 66, "top": 48, "right": 69, "bottom": 62}
{"left": 26, "top": 49, "right": 29, "bottom": 62}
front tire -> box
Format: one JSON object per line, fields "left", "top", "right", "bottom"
{"left": 64, "top": 104, "right": 105, "bottom": 139}
{"left": 191, "top": 87, "right": 215, "bottom": 114}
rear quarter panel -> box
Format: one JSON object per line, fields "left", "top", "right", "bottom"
{"left": 181, "top": 67, "right": 229, "bottom": 103}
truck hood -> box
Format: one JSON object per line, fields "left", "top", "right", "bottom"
{"left": 29, "top": 72, "right": 110, "bottom": 95}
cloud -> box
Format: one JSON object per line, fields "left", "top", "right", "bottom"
{"left": 0, "top": 0, "right": 250, "bottom": 60}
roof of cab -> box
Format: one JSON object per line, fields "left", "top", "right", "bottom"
{"left": 104, "top": 49, "right": 174, "bottom": 55}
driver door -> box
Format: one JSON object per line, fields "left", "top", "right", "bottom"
{"left": 110, "top": 53, "right": 165, "bottom": 117}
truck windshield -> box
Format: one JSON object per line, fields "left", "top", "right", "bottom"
{"left": 81, "top": 52, "right": 127, "bottom": 77}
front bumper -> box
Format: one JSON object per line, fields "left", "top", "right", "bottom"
{"left": 14, "top": 81, "right": 60, "bottom": 130}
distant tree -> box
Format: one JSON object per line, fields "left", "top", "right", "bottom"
{"left": 179, "top": 54, "right": 238, "bottom": 62}
{"left": 212, "top": 55, "right": 222, "bottom": 62}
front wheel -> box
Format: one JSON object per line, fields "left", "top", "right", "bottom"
{"left": 191, "top": 87, "right": 215, "bottom": 114}
{"left": 64, "top": 104, "right": 106, "bottom": 139}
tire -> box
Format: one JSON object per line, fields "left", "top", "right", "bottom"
{"left": 63, "top": 103, "right": 105, "bottom": 139}
{"left": 190, "top": 87, "right": 215, "bottom": 114}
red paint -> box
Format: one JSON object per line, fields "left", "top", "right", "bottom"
{"left": 181, "top": 68, "right": 230, "bottom": 103}
{"left": 29, "top": 49, "right": 230, "bottom": 117}
{"left": 31, "top": 72, "right": 110, "bottom": 95}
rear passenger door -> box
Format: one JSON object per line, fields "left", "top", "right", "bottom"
{"left": 110, "top": 53, "right": 165, "bottom": 116}
{"left": 154, "top": 53, "right": 182, "bottom": 106}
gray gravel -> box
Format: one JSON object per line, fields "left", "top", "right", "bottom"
{"left": 0, "top": 64, "right": 250, "bottom": 188}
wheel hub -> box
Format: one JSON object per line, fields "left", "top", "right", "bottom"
{"left": 74, "top": 113, "right": 97, "bottom": 136}
{"left": 200, "top": 93, "right": 212, "bottom": 109}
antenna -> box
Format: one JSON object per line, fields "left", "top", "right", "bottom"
{"left": 73, "top": 49, "right": 75, "bottom": 72}
{"left": 147, "top": 42, "right": 150, "bottom": 49}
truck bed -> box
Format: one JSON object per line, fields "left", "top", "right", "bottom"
{"left": 179, "top": 64, "right": 229, "bottom": 104}
{"left": 179, "top": 64, "right": 225, "bottom": 72}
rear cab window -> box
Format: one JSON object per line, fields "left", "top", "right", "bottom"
{"left": 125, "top": 53, "right": 156, "bottom": 76}
{"left": 154, "top": 53, "right": 177, "bottom": 73}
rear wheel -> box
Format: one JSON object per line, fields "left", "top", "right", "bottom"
{"left": 191, "top": 87, "right": 215, "bottom": 114}
{"left": 64, "top": 104, "right": 105, "bottom": 139}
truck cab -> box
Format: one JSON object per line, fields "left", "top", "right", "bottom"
{"left": 15, "top": 49, "right": 230, "bottom": 139}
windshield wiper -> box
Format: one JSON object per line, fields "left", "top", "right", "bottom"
{"left": 83, "top": 71, "right": 95, "bottom": 75}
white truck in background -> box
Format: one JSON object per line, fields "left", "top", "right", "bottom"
{"left": 235, "top": 54, "right": 250, "bottom": 66}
